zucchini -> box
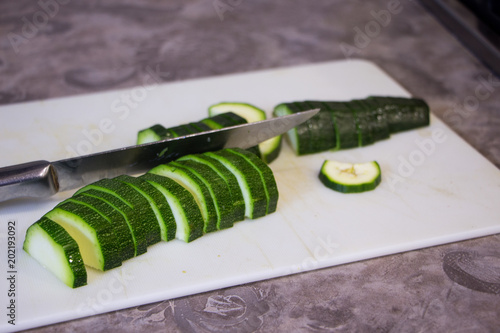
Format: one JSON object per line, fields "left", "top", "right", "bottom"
{"left": 208, "top": 102, "right": 266, "bottom": 123}
{"left": 77, "top": 189, "right": 148, "bottom": 256}
{"left": 137, "top": 124, "right": 174, "bottom": 145}
{"left": 115, "top": 175, "right": 177, "bottom": 242}
{"left": 173, "top": 160, "right": 235, "bottom": 230}
{"left": 206, "top": 150, "right": 268, "bottom": 219}
{"left": 322, "top": 102, "right": 358, "bottom": 150}
{"left": 140, "top": 173, "right": 204, "bottom": 242}
{"left": 23, "top": 217, "right": 87, "bottom": 288}
{"left": 149, "top": 163, "right": 218, "bottom": 233}
{"left": 273, "top": 102, "right": 312, "bottom": 155}
{"left": 366, "top": 96, "right": 430, "bottom": 133}
{"left": 319, "top": 160, "right": 381, "bottom": 193}
{"left": 63, "top": 194, "right": 136, "bottom": 261}
{"left": 75, "top": 178, "right": 162, "bottom": 247}
{"left": 44, "top": 201, "right": 122, "bottom": 271}
{"left": 201, "top": 112, "right": 247, "bottom": 130}
{"left": 178, "top": 154, "right": 246, "bottom": 223}
{"left": 227, "top": 148, "right": 279, "bottom": 214}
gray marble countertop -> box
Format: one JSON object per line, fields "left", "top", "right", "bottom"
{"left": 1, "top": 0, "right": 499, "bottom": 332}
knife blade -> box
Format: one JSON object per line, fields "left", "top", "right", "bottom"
{"left": 0, "top": 108, "right": 319, "bottom": 202}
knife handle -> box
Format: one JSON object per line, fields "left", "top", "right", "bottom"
{"left": 0, "top": 160, "right": 59, "bottom": 202}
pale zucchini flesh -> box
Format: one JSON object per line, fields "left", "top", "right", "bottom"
{"left": 23, "top": 217, "right": 87, "bottom": 288}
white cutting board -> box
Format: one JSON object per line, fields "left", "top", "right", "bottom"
{"left": 1, "top": 60, "right": 499, "bottom": 332}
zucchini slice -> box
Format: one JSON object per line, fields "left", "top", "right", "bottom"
{"left": 201, "top": 112, "right": 247, "bottom": 130}
{"left": 149, "top": 163, "right": 218, "bottom": 234}
{"left": 115, "top": 175, "right": 177, "bottom": 242}
{"left": 319, "top": 160, "right": 382, "bottom": 193}
{"left": 173, "top": 160, "right": 235, "bottom": 230}
{"left": 23, "top": 217, "right": 87, "bottom": 288}
{"left": 322, "top": 102, "right": 358, "bottom": 150}
{"left": 205, "top": 150, "right": 267, "bottom": 219}
{"left": 178, "top": 154, "right": 246, "bottom": 223}
{"left": 77, "top": 189, "right": 148, "bottom": 257}
{"left": 75, "top": 178, "right": 162, "bottom": 247}
{"left": 208, "top": 102, "right": 266, "bottom": 123}
{"left": 137, "top": 124, "right": 174, "bottom": 145}
{"left": 63, "top": 194, "right": 136, "bottom": 261}
{"left": 140, "top": 173, "right": 204, "bottom": 242}
{"left": 45, "top": 201, "right": 122, "bottom": 271}
{"left": 273, "top": 102, "right": 312, "bottom": 155}
{"left": 227, "top": 148, "right": 279, "bottom": 214}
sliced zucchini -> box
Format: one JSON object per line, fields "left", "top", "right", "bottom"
{"left": 23, "top": 217, "right": 87, "bottom": 288}
{"left": 148, "top": 163, "right": 218, "bottom": 234}
{"left": 178, "top": 154, "right": 246, "bottom": 223}
{"left": 173, "top": 160, "right": 235, "bottom": 230}
{"left": 140, "top": 173, "right": 204, "bottom": 242}
{"left": 273, "top": 102, "right": 312, "bottom": 155}
{"left": 77, "top": 189, "right": 148, "bottom": 257}
{"left": 115, "top": 175, "right": 177, "bottom": 242}
{"left": 75, "top": 178, "right": 161, "bottom": 247}
{"left": 319, "top": 160, "right": 381, "bottom": 193}
{"left": 201, "top": 112, "right": 247, "bottom": 130}
{"left": 137, "top": 124, "right": 174, "bottom": 145}
{"left": 44, "top": 201, "right": 122, "bottom": 271}
{"left": 205, "top": 150, "right": 267, "bottom": 219}
{"left": 63, "top": 194, "right": 136, "bottom": 261}
{"left": 227, "top": 148, "right": 279, "bottom": 214}
{"left": 322, "top": 102, "right": 358, "bottom": 150}
{"left": 208, "top": 102, "right": 266, "bottom": 123}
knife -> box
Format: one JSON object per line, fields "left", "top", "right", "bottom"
{"left": 0, "top": 109, "right": 319, "bottom": 202}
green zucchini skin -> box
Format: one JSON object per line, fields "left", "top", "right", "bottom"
{"left": 75, "top": 178, "right": 162, "bottom": 247}
{"left": 140, "top": 173, "right": 204, "bottom": 243}
{"left": 178, "top": 154, "right": 246, "bottom": 223}
{"left": 273, "top": 96, "right": 430, "bottom": 155}
{"left": 173, "top": 159, "right": 235, "bottom": 230}
{"left": 115, "top": 175, "right": 177, "bottom": 242}
{"left": 77, "top": 189, "right": 148, "bottom": 257}
{"left": 206, "top": 150, "right": 268, "bottom": 219}
{"left": 23, "top": 217, "right": 87, "bottom": 288}
{"left": 227, "top": 148, "right": 279, "bottom": 215}
{"left": 62, "top": 194, "right": 136, "bottom": 261}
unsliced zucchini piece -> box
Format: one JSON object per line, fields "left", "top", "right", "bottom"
{"left": 75, "top": 179, "right": 161, "bottom": 247}
{"left": 63, "top": 194, "right": 136, "bottom": 261}
{"left": 45, "top": 201, "right": 122, "bottom": 271}
{"left": 178, "top": 154, "right": 246, "bottom": 223}
{"left": 227, "top": 148, "right": 279, "bottom": 214}
{"left": 367, "top": 96, "right": 430, "bottom": 133}
{"left": 23, "top": 217, "right": 87, "bottom": 288}
{"left": 77, "top": 189, "right": 148, "bottom": 257}
{"left": 115, "top": 175, "right": 177, "bottom": 242}
{"left": 319, "top": 160, "right": 381, "bottom": 193}
{"left": 149, "top": 164, "right": 218, "bottom": 233}
{"left": 140, "top": 173, "right": 204, "bottom": 242}
{"left": 205, "top": 150, "right": 267, "bottom": 219}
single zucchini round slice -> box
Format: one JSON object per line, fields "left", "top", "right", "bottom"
{"left": 319, "top": 160, "right": 381, "bottom": 193}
